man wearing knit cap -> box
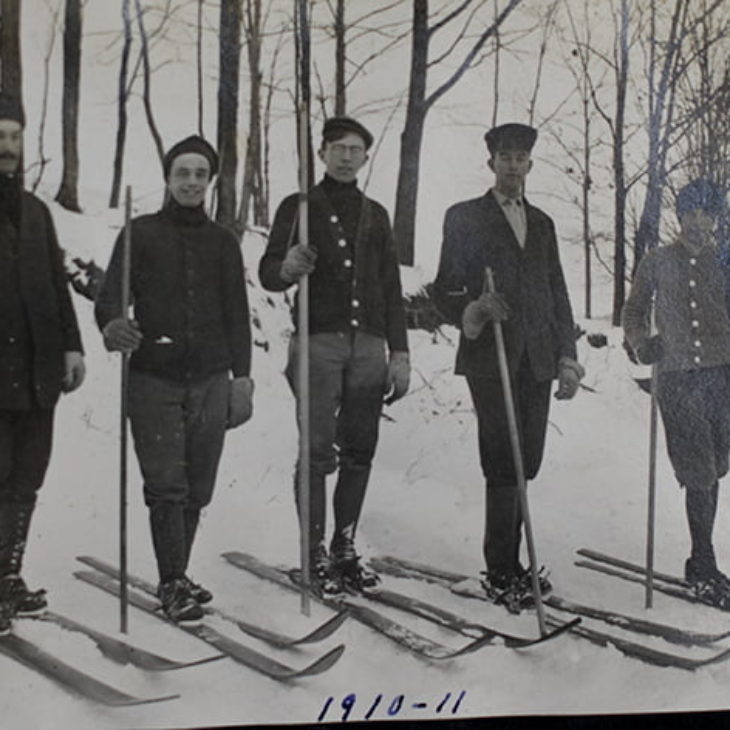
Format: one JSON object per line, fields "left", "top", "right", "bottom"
{"left": 260, "top": 116, "right": 409, "bottom": 595}
{"left": 433, "top": 122, "right": 583, "bottom": 610}
{"left": 0, "top": 93, "right": 85, "bottom": 629}
{"left": 624, "top": 178, "right": 730, "bottom": 609}
{"left": 96, "top": 134, "right": 253, "bottom": 622}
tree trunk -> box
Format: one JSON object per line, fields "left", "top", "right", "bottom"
{"left": 392, "top": 0, "right": 428, "bottom": 266}
{"left": 197, "top": 0, "right": 204, "bottom": 135}
{"left": 109, "top": 0, "right": 132, "bottom": 209}
{"left": 0, "top": 0, "right": 21, "bottom": 99}
{"left": 56, "top": 0, "right": 82, "bottom": 212}
{"left": 134, "top": 0, "right": 165, "bottom": 165}
{"left": 216, "top": 0, "right": 241, "bottom": 231}
{"left": 334, "top": 0, "right": 345, "bottom": 115}
{"left": 611, "top": 0, "right": 629, "bottom": 327}
{"left": 238, "top": 0, "right": 264, "bottom": 232}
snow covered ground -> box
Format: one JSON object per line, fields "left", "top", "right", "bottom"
{"left": 2, "top": 200, "right": 730, "bottom": 730}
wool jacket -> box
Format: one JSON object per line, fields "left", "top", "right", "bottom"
{"left": 95, "top": 200, "right": 251, "bottom": 381}
{"left": 258, "top": 175, "right": 408, "bottom": 353}
{"left": 432, "top": 190, "right": 577, "bottom": 381}
{"left": 622, "top": 241, "right": 730, "bottom": 373}
{"left": 0, "top": 190, "right": 83, "bottom": 409}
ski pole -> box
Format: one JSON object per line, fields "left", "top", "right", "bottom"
{"left": 295, "top": 0, "right": 311, "bottom": 617}
{"left": 119, "top": 185, "right": 132, "bottom": 633}
{"left": 645, "top": 363, "right": 658, "bottom": 609}
{"left": 485, "top": 267, "right": 548, "bottom": 636}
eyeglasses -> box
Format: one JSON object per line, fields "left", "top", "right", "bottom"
{"left": 328, "top": 143, "right": 366, "bottom": 157}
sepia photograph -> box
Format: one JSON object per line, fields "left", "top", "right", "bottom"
{"left": 1, "top": 1, "right": 730, "bottom": 728}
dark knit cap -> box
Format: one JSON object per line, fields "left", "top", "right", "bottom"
{"left": 484, "top": 123, "right": 537, "bottom": 155}
{"left": 676, "top": 179, "right": 725, "bottom": 218}
{"left": 0, "top": 93, "right": 25, "bottom": 128}
{"left": 162, "top": 135, "right": 219, "bottom": 179}
{"left": 322, "top": 116, "right": 374, "bottom": 150}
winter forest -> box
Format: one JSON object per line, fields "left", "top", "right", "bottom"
{"left": 2, "top": 0, "right": 730, "bottom": 728}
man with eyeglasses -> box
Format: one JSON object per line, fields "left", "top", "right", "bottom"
{"left": 260, "top": 116, "right": 410, "bottom": 595}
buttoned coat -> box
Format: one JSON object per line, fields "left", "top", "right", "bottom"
{"left": 432, "top": 190, "right": 577, "bottom": 381}
{"left": 95, "top": 203, "right": 251, "bottom": 382}
{"left": 0, "top": 192, "right": 83, "bottom": 408}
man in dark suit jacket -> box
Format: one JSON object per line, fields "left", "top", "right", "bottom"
{"left": 432, "top": 123, "right": 583, "bottom": 608}
{"left": 0, "top": 94, "right": 85, "bottom": 626}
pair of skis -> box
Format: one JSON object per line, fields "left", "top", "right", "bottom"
{"left": 220, "top": 551, "right": 578, "bottom": 659}
{"left": 366, "top": 554, "right": 730, "bottom": 670}
{"left": 73, "top": 556, "right": 346, "bottom": 681}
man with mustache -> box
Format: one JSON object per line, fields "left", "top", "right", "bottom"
{"left": 433, "top": 123, "right": 583, "bottom": 610}
{"left": 96, "top": 135, "right": 253, "bottom": 622}
{"left": 260, "top": 117, "right": 410, "bottom": 595}
{"left": 0, "top": 93, "right": 85, "bottom": 629}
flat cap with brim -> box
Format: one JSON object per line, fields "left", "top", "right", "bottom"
{"left": 676, "top": 178, "right": 725, "bottom": 218}
{"left": 163, "top": 135, "right": 219, "bottom": 179}
{"left": 484, "top": 123, "right": 537, "bottom": 155}
{"left": 0, "top": 93, "right": 25, "bottom": 128}
{"left": 322, "top": 116, "right": 374, "bottom": 150}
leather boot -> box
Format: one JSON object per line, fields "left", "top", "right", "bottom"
{"left": 0, "top": 502, "right": 47, "bottom": 615}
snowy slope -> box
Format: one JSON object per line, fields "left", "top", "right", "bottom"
{"left": 3, "top": 200, "right": 730, "bottom": 729}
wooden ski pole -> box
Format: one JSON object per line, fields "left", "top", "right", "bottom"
{"left": 645, "top": 363, "right": 658, "bottom": 609}
{"left": 295, "top": 0, "right": 311, "bottom": 616}
{"left": 119, "top": 185, "right": 132, "bottom": 633}
{"left": 485, "top": 267, "right": 548, "bottom": 636}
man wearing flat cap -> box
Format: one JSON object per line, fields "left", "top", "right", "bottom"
{"left": 623, "top": 178, "right": 730, "bottom": 609}
{"left": 260, "top": 116, "right": 410, "bottom": 594}
{"left": 0, "top": 94, "right": 85, "bottom": 628}
{"left": 433, "top": 122, "right": 583, "bottom": 609}
{"left": 96, "top": 135, "right": 253, "bottom": 622}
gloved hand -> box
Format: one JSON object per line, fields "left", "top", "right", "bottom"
{"left": 462, "top": 292, "right": 510, "bottom": 339}
{"left": 62, "top": 351, "right": 86, "bottom": 393}
{"left": 634, "top": 335, "right": 664, "bottom": 365}
{"left": 227, "top": 376, "right": 254, "bottom": 429}
{"left": 281, "top": 244, "right": 317, "bottom": 283}
{"left": 384, "top": 351, "right": 410, "bottom": 405}
{"left": 102, "top": 318, "right": 143, "bottom": 353}
{"left": 555, "top": 357, "right": 585, "bottom": 400}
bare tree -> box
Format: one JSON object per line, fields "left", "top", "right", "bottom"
{"left": 238, "top": 0, "right": 266, "bottom": 232}
{"left": 32, "top": 1, "right": 62, "bottom": 193}
{"left": 216, "top": 0, "right": 242, "bottom": 230}
{"left": 134, "top": 0, "right": 166, "bottom": 165}
{"left": 109, "top": 0, "right": 133, "bottom": 208}
{"left": 393, "top": 0, "right": 524, "bottom": 266}
{"left": 56, "top": 0, "right": 83, "bottom": 212}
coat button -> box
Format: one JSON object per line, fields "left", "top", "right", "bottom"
{"left": 330, "top": 215, "right": 338, "bottom": 223}
{"left": 352, "top": 299, "right": 360, "bottom": 307}
{"left": 694, "top": 340, "right": 701, "bottom": 347}
{"left": 350, "top": 318, "right": 359, "bottom": 327}
{"left": 692, "top": 320, "right": 699, "bottom": 327}
{"left": 344, "top": 259, "right": 352, "bottom": 268}
{"left": 689, "top": 279, "right": 696, "bottom": 287}
{"left": 690, "top": 300, "right": 697, "bottom": 308}
{"left": 338, "top": 239, "right": 347, "bottom": 248}
{"left": 694, "top": 356, "right": 701, "bottom": 364}
{"left": 689, "top": 257, "right": 697, "bottom": 265}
